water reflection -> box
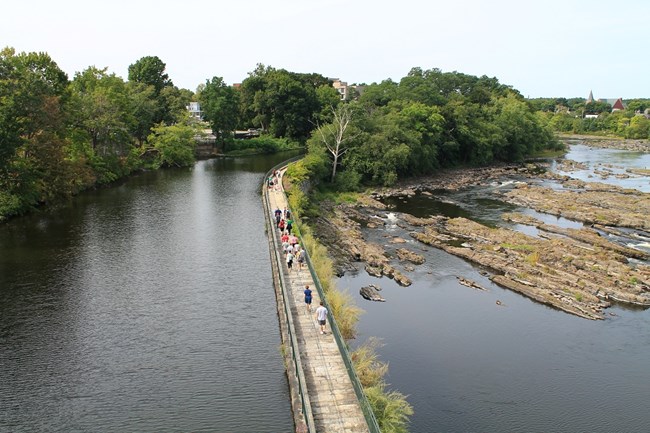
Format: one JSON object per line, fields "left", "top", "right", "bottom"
{"left": 0, "top": 152, "right": 299, "bottom": 432}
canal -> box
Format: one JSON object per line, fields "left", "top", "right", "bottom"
{"left": 0, "top": 154, "right": 298, "bottom": 432}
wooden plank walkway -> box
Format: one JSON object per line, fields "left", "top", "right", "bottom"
{"left": 266, "top": 171, "right": 370, "bottom": 433}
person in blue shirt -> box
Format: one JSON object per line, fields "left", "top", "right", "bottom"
{"left": 304, "top": 285, "right": 312, "bottom": 312}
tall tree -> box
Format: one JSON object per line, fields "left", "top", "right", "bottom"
{"left": 199, "top": 76, "right": 240, "bottom": 146}
{"left": 0, "top": 48, "right": 79, "bottom": 212}
{"left": 127, "top": 55, "right": 172, "bottom": 94}
{"left": 69, "top": 67, "right": 133, "bottom": 156}
{"left": 128, "top": 56, "right": 174, "bottom": 124}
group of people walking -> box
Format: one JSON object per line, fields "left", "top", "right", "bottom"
{"left": 273, "top": 204, "right": 328, "bottom": 335}
{"left": 274, "top": 207, "right": 304, "bottom": 271}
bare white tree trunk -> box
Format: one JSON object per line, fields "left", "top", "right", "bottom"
{"left": 316, "top": 105, "right": 354, "bottom": 183}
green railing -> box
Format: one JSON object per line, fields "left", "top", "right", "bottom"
{"left": 263, "top": 158, "right": 382, "bottom": 433}
{"left": 263, "top": 157, "right": 316, "bottom": 433}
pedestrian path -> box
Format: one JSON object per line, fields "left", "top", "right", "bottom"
{"left": 266, "top": 170, "right": 370, "bottom": 433}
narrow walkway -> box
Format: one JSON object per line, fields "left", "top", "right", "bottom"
{"left": 266, "top": 170, "right": 370, "bottom": 433}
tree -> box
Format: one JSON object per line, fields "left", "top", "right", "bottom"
{"left": 625, "top": 115, "right": 650, "bottom": 139}
{"left": 315, "top": 104, "right": 357, "bottom": 182}
{"left": 128, "top": 55, "right": 172, "bottom": 94}
{"left": 146, "top": 117, "right": 198, "bottom": 168}
{"left": 585, "top": 100, "right": 611, "bottom": 115}
{"left": 127, "top": 81, "right": 157, "bottom": 145}
{"left": 199, "top": 76, "right": 240, "bottom": 146}
{"left": 238, "top": 65, "right": 330, "bottom": 141}
{"left": 69, "top": 67, "right": 133, "bottom": 155}
{"left": 0, "top": 48, "right": 74, "bottom": 211}
{"left": 128, "top": 56, "right": 174, "bottom": 125}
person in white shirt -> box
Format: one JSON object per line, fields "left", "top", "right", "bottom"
{"left": 315, "top": 301, "right": 328, "bottom": 334}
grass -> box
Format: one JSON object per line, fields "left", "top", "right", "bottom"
{"left": 501, "top": 243, "right": 536, "bottom": 252}
{"left": 283, "top": 164, "right": 413, "bottom": 431}
{"left": 352, "top": 338, "right": 413, "bottom": 433}
{"left": 525, "top": 251, "right": 540, "bottom": 265}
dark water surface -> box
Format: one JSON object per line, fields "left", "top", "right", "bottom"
{"left": 342, "top": 145, "right": 650, "bottom": 433}
{"left": 0, "top": 154, "right": 297, "bottom": 432}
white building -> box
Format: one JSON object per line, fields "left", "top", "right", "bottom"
{"left": 187, "top": 101, "right": 203, "bottom": 120}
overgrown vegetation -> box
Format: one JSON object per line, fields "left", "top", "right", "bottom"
{"left": 284, "top": 169, "right": 413, "bottom": 432}
{"left": 301, "top": 68, "right": 563, "bottom": 190}
{"left": 529, "top": 97, "right": 650, "bottom": 139}
{"left": 224, "top": 136, "right": 300, "bottom": 156}
{"left": 352, "top": 338, "right": 413, "bottom": 433}
{"left": 0, "top": 49, "right": 196, "bottom": 221}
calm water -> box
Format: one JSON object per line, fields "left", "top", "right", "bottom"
{"left": 342, "top": 144, "right": 650, "bottom": 433}
{"left": 0, "top": 153, "right": 298, "bottom": 432}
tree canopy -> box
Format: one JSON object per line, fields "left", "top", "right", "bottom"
{"left": 304, "top": 68, "right": 561, "bottom": 188}
{"left": 0, "top": 48, "right": 196, "bottom": 221}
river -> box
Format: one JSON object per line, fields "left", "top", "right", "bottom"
{"left": 0, "top": 153, "right": 298, "bottom": 432}
{"left": 339, "top": 144, "right": 650, "bottom": 433}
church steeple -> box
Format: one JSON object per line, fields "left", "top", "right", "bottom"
{"left": 586, "top": 90, "right": 594, "bottom": 104}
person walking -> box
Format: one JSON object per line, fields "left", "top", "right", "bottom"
{"left": 315, "top": 301, "right": 328, "bottom": 335}
{"left": 304, "top": 285, "right": 313, "bottom": 312}
{"left": 296, "top": 249, "right": 305, "bottom": 270}
{"left": 286, "top": 251, "right": 294, "bottom": 271}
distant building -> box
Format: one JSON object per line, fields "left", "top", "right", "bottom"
{"left": 330, "top": 78, "right": 365, "bottom": 101}
{"left": 598, "top": 98, "right": 626, "bottom": 111}
{"left": 187, "top": 101, "right": 203, "bottom": 120}
{"left": 332, "top": 78, "right": 348, "bottom": 100}
{"left": 586, "top": 91, "right": 627, "bottom": 113}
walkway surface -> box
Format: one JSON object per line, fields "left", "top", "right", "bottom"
{"left": 266, "top": 171, "right": 370, "bottom": 433}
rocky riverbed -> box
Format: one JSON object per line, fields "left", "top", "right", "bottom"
{"left": 560, "top": 134, "right": 650, "bottom": 152}
{"left": 312, "top": 163, "right": 650, "bottom": 320}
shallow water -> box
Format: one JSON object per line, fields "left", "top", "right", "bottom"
{"left": 342, "top": 144, "right": 650, "bottom": 432}
{"left": 554, "top": 144, "right": 650, "bottom": 192}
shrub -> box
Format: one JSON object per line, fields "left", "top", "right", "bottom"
{"left": 326, "top": 287, "right": 362, "bottom": 340}
{"left": 365, "top": 385, "right": 413, "bottom": 433}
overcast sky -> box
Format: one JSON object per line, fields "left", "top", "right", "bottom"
{"left": 2, "top": 0, "right": 648, "bottom": 99}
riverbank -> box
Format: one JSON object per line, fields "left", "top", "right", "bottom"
{"left": 311, "top": 163, "right": 650, "bottom": 320}
{"left": 559, "top": 133, "right": 650, "bottom": 152}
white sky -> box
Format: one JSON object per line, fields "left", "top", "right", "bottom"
{"left": 2, "top": 0, "right": 648, "bottom": 98}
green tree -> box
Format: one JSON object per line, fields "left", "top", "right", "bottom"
{"left": 393, "top": 101, "right": 445, "bottom": 174}
{"left": 127, "top": 81, "right": 157, "bottom": 145}
{"left": 128, "top": 56, "right": 174, "bottom": 125}
{"left": 625, "top": 115, "right": 650, "bottom": 139}
{"left": 585, "top": 100, "right": 611, "bottom": 114}
{"left": 69, "top": 67, "right": 133, "bottom": 156}
{"left": 128, "top": 55, "right": 172, "bottom": 94}
{"left": 238, "top": 65, "right": 332, "bottom": 141}
{"left": 146, "top": 117, "right": 198, "bottom": 168}
{"left": 0, "top": 48, "right": 86, "bottom": 216}
{"left": 199, "top": 76, "right": 240, "bottom": 145}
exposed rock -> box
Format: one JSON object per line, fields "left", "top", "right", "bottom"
{"left": 392, "top": 271, "right": 412, "bottom": 287}
{"left": 360, "top": 284, "right": 385, "bottom": 302}
{"left": 308, "top": 162, "right": 649, "bottom": 320}
{"left": 560, "top": 134, "right": 650, "bottom": 152}
{"left": 396, "top": 248, "right": 425, "bottom": 264}
{"left": 408, "top": 216, "right": 649, "bottom": 320}
{"left": 502, "top": 184, "right": 650, "bottom": 230}
{"left": 457, "top": 276, "right": 488, "bottom": 291}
